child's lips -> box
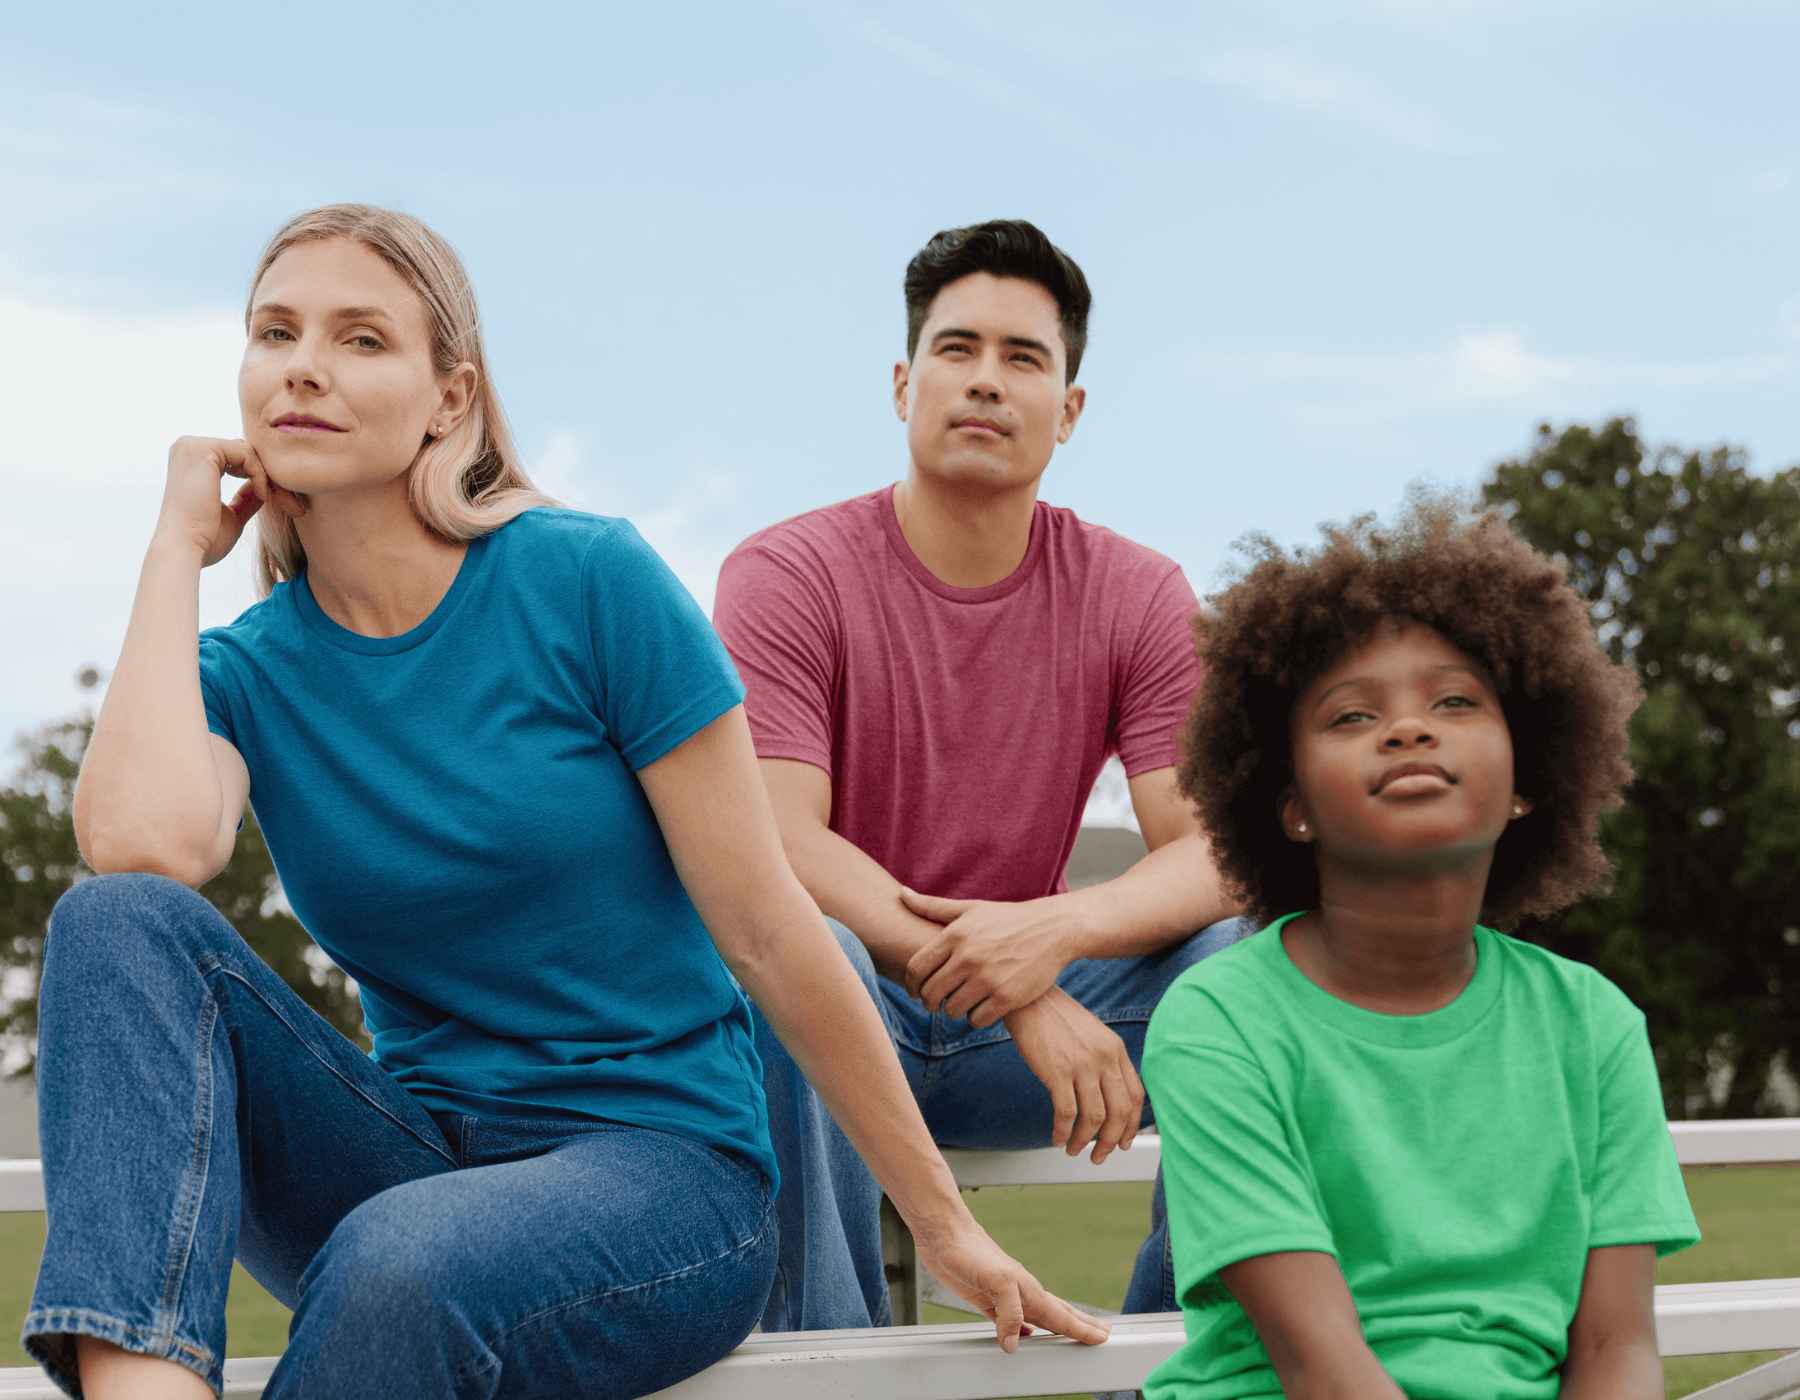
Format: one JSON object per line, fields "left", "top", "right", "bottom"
{"left": 1372, "top": 762, "right": 1455, "bottom": 795}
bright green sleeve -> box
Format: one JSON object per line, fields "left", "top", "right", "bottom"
{"left": 1144, "top": 1028, "right": 1337, "bottom": 1292}
{"left": 1588, "top": 1011, "right": 1701, "bottom": 1257}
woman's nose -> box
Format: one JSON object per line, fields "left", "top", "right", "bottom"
{"left": 285, "top": 344, "right": 329, "bottom": 395}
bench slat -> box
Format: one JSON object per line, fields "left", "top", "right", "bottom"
{"left": 938, "top": 1119, "right": 1800, "bottom": 1191}
{"left": 0, "top": 1282, "right": 1792, "bottom": 1400}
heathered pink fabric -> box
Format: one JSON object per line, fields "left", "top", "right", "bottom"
{"left": 713, "top": 486, "right": 1201, "bottom": 903}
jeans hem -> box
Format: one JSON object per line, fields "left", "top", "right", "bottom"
{"left": 22, "top": 1305, "right": 221, "bottom": 1399}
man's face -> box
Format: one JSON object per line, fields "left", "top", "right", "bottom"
{"left": 893, "top": 272, "right": 1084, "bottom": 492}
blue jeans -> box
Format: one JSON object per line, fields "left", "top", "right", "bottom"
{"left": 24, "top": 874, "right": 777, "bottom": 1399}
{"left": 751, "top": 915, "right": 1251, "bottom": 1334}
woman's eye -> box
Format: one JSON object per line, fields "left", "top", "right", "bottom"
{"left": 259, "top": 326, "right": 294, "bottom": 342}
{"left": 349, "top": 334, "right": 383, "bottom": 350}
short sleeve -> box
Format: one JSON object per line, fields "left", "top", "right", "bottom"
{"left": 712, "top": 542, "right": 840, "bottom": 775}
{"left": 197, "top": 634, "right": 238, "bottom": 746}
{"left": 583, "top": 523, "right": 746, "bottom": 771}
{"left": 1114, "top": 566, "right": 1202, "bottom": 776}
{"left": 1589, "top": 1012, "right": 1701, "bottom": 1257}
{"left": 1144, "top": 1018, "right": 1337, "bottom": 1288}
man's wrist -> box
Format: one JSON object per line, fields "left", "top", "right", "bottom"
{"left": 1046, "top": 889, "right": 1101, "bottom": 963}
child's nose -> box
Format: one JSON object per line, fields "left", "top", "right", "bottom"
{"left": 1381, "top": 716, "right": 1437, "bottom": 748}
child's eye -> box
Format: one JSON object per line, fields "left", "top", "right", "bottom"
{"left": 1328, "top": 709, "right": 1373, "bottom": 727}
{"left": 1437, "top": 694, "right": 1478, "bottom": 709}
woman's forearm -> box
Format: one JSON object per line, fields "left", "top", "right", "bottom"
{"left": 75, "top": 530, "right": 227, "bottom": 881}
{"left": 728, "top": 886, "right": 969, "bottom": 1236}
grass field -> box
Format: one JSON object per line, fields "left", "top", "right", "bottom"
{"left": 0, "top": 1165, "right": 1792, "bottom": 1397}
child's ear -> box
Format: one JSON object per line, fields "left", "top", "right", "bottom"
{"left": 1278, "top": 789, "right": 1316, "bottom": 843}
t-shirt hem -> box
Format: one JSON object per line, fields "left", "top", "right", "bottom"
{"left": 746, "top": 738, "right": 832, "bottom": 773}
{"left": 620, "top": 683, "right": 746, "bottom": 771}
{"left": 1186, "top": 1234, "right": 1340, "bottom": 1286}
{"left": 1591, "top": 1221, "right": 1703, "bottom": 1257}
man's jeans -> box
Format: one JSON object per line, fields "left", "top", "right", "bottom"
{"left": 24, "top": 874, "right": 777, "bottom": 1399}
{"left": 751, "top": 915, "right": 1252, "bottom": 1333}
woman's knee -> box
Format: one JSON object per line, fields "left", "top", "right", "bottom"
{"left": 42, "top": 873, "right": 226, "bottom": 997}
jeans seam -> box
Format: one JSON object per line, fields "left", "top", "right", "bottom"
{"left": 155, "top": 988, "right": 218, "bottom": 1351}
{"left": 453, "top": 1201, "right": 776, "bottom": 1384}
{"left": 197, "top": 955, "right": 456, "bottom": 1168}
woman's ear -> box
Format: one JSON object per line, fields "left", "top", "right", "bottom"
{"left": 1279, "top": 789, "right": 1315, "bottom": 843}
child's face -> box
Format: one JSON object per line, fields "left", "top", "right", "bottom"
{"left": 1285, "top": 620, "right": 1526, "bottom": 877}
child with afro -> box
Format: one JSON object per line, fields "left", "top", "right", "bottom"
{"left": 1142, "top": 500, "right": 1699, "bottom": 1399}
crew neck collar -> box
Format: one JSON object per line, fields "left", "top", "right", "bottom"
{"left": 293, "top": 533, "right": 490, "bottom": 656}
{"left": 878, "top": 483, "right": 1046, "bottom": 604}
{"left": 1260, "top": 911, "right": 1503, "bottom": 1048}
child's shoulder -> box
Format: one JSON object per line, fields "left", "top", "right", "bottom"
{"left": 1146, "top": 923, "right": 1288, "bottom": 1056}
{"left": 1484, "top": 927, "right": 1646, "bottom": 1037}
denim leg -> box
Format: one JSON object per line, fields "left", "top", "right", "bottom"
{"left": 747, "top": 918, "right": 893, "bottom": 1332}
{"left": 265, "top": 1121, "right": 776, "bottom": 1399}
{"left": 24, "top": 874, "right": 459, "bottom": 1398}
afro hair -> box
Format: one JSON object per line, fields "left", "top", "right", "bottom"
{"left": 1178, "top": 496, "right": 1643, "bottom": 928}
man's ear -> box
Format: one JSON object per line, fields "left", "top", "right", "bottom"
{"left": 1056, "top": 383, "right": 1086, "bottom": 444}
{"left": 1278, "top": 789, "right": 1315, "bottom": 843}
{"left": 892, "top": 361, "right": 911, "bottom": 422}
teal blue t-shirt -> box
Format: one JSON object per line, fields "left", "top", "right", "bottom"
{"left": 198, "top": 507, "right": 773, "bottom": 1183}
{"left": 1142, "top": 916, "right": 1699, "bottom": 1399}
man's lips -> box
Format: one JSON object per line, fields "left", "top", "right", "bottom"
{"left": 951, "top": 417, "right": 1009, "bottom": 436}
{"left": 1372, "top": 761, "right": 1456, "bottom": 795}
{"left": 272, "top": 413, "right": 345, "bottom": 432}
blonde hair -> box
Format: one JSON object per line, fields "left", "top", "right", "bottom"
{"left": 244, "top": 203, "right": 555, "bottom": 595}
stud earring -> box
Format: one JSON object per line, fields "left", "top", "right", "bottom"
{"left": 1511, "top": 800, "right": 1525, "bottom": 817}
{"left": 1296, "top": 821, "right": 1309, "bottom": 836}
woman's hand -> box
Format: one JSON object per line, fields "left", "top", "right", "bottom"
{"left": 913, "top": 1214, "right": 1111, "bottom": 1352}
{"left": 156, "top": 436, "right": 305, "bottom": 566}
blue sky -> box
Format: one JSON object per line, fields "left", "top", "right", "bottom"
{"left": 4, "top": 0, "right": 1797, "bottom": 776}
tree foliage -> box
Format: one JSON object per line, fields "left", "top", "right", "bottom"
{"left": 1484, "top": 418, "right": 1800, "bottom": 1116}
{"left": 0, "top": 713, "right": 364, "bottom": 1075}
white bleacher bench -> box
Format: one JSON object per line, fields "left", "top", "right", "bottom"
{"left": 1, "top": 1119, "right": 1796, "bottom": 1400}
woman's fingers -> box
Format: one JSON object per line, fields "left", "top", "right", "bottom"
{"left": 990, "top": 1278, "right": 1025, "bottom": 1353}
{"left": 1019, "top": 1279, "right": 1110, "bottom": 1346}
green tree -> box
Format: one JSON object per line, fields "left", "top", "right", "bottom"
{"left": 1484, "top": 418, "right": 1800, "bottom": 1116}
{"left": 0, "top": 709, "right": 364, "bottom": 1075}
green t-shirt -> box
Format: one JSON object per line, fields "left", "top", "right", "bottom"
{"left": 1141, "top": 914, "right": 1699, "bottom": 1399}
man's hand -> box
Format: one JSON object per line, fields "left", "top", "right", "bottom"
{"left": 901, "top": 888, "right": 1082, "bottom": 1026}
{"left": 1002, "top": 988, "right": 1144, "bottom": 1164}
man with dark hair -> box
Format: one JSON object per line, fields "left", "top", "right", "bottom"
{"left": 714, "top": 220, "right": 1247, "bottom": 1346}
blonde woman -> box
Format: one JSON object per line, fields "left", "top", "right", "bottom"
{"left": 24, "top": 204, "right": 1106, "bottom": 1400}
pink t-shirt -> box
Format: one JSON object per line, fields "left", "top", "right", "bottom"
{"left": 713, "top": 486, "right": 1201, "bottom": 902}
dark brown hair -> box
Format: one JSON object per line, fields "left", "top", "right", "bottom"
{"left": 1178, "top": 497, "right": 1643, "bottom": 928}
{"left": 903, "top": 219, "right": 1092, "bottom": 382}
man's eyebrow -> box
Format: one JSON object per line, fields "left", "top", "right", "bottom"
{"left": 250, "top": 302, "right": 397, "bottom": 323}
{"left": 928, "top": 327, "right": 1055, "bottom": 358}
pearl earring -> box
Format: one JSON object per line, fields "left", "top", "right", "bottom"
{"left": 1296, "top": 821, "right": 1308, "bottom": 835}
{"left": 1511, "top": 800, "right": 1525, "bottom": 817}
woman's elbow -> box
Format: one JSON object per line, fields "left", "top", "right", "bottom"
{"left": 80, "top": 823, "right": 220, "bottom": 889}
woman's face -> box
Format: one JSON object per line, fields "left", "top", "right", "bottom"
{"left": 1284, "top": 619, "right": 1524, "bottom": 877}
{"left": 239, "top": 237, "right": 462, "bottom": 497}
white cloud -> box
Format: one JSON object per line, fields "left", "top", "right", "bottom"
{"left": 1193, "top": 49, "right": 1465, "bottom": 153}
{"left": 1192, "top": 327, "right": 1795, "bottom": 426}
{"left": 0, "top": 297, "right": 258, "bottom": 748}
